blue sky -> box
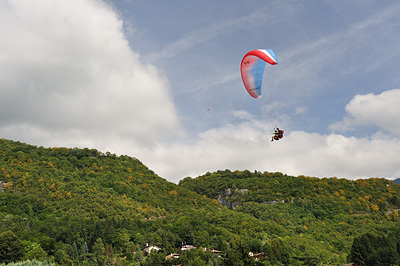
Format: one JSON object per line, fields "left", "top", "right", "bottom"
{"left": 1, "top": 0, "right": 400, "bottom": 182}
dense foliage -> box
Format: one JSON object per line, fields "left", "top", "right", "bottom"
{"left": 349, "top": 233, "right": 399, "bottom": 266}
{"left": 0, "top": 260, "right": 54, "bottom": 266}
{"left": 180, "top": 170, "right": 400, "bottom": 265}
{"left": 0, "top": 139, "right": 277, "bottom": 265}
{"left": 1, "top": 139, "right": 400, "bottom": 265}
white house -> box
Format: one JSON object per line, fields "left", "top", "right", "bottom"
{"left": 181, "top": 244, "right": 198, "bottom": 251}
{"left": 143, "top": 243, "right": 162, "bottom": 255}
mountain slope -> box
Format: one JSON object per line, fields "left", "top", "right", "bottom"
{"left": 2, "top": 139, "right": 400, "bottom": 265}
{"left": 179, "top": 170, "right": 400, "bottom": 264}
{"left": 0, "top": 139, "right": 277, "bottom": 265}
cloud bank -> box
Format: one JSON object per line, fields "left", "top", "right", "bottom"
{"left": 0, "top": 0, "right": 180, "bottom": 148}
{"left": 330, "top": 89, "right": 400, "bottom": 135}
{"left": 143, "top": 119, "right": 400, "bottom": 183}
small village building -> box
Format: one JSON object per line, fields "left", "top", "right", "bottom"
{"left": 181, "top": 244, "right": 198, "bottom": 251}
{"left": 0, "top": 181, "right": 8, "bottom": 191}
{"left": 249, "top": 251, "right": 263, "bottom": 261}
{"left": 143, "top": 243, "right": 162, "bottom": 255}
{"left": 203, "top": 248, "right": 223, "bottom": 254}
{"left": 165, "top": 253, "right": 181, "bottom": 260}
{"left": 203, "top": 248, "right": 223, "bottom": 258}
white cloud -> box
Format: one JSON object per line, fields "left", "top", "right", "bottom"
{"left": 330, "top": 89, "right": 400, "bottom": 135}
{"left": 142, "top": 125, "right": 400, "bottom": 183}
{"left": 280, "top": 132, "right": 400, "bottom": 179}
{"left": 294, "top": 106, "right": 308, "bottom": 115}
{"left": 0, "top": 0, "right": 180, "bottom": 146}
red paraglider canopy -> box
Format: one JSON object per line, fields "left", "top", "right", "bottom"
{"left": 240, "top": 49, "right": 278, "bottom": 98}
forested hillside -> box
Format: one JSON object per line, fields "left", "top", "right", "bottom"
{"left": 1, "top": 138, "right": 400, "bottom": 266}
{"left": 0, "top": 139, "right": 291, "bottom": 266}
{"left": 180, "top": 170, "right": 400, "bottom": 265}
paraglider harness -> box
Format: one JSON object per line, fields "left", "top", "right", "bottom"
{"left": 271, "top": 127, "right": 284, "bottom": 142}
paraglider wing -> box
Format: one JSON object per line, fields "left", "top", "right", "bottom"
{"left": 240, "top": 49, "right": 278, "bottom": 98}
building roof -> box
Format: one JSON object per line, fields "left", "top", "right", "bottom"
{"left": 143, "top": 243, "right": 163, "bottom": 251}
{"left": 165, "top": 253, "right": 181, "bottom": 260}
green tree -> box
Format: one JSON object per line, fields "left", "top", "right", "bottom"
{"left": 61, "top": 244, "right": 74, "bottom": 262}
{"left": 222, "top": 248, "right": 241, "bottom": 266}
{"left": 37, "top": 236, "right": 55, "bottom": 255}
{"left": 188, "top": 256, "right": 208, "bottom": 266}
{"left": 25, "top": 243, "right": 47, "bottom": 261}
{"left": 349, "top": 233, "right": 399, "bottom": 266}
{"left": 349, "top": 233, "right": 376, "bottom": 266}
{"left": 54, "top": 249, "right": 66, "bottom": 265}
{"left": 270, "top": 238, "right": 289, "bottom": 265}
{"left": 133, "top": 245, "right": 143, "bottom": 262}
{"left": 0, "top": 260, "right": 54, "bottom": 266}
{"left": 0, "top": 230, "right": 23, "bottom": 263}
{"left": 223, "top": 238, "right": 255, "bottom": 266}
{"left": 92, "top": 238, "right": 106, "bottom": 265}
{"left": 303, "top": 256, "right": 319, "bottom": 266}
{"left": 80, "top": 242, "right": 88, "bottom": 255}
{"left": 91, "top": 222, "right": 104, "bottom": 245}
{"left": 141, "top": 251, "right": 164, "bottom": 266}
{"left": 72, "top": 242, "right": 79, "bottom": 260}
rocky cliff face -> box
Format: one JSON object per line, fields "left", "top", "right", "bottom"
{"left": 217, "top": 188, "right": 248, "bottom": 209}
{"left": 216, "top": 188, "right": 285, "bottom": 208}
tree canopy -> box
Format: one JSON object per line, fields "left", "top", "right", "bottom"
{"left": 1, "top": 138, "right": 400, "bottom": 265}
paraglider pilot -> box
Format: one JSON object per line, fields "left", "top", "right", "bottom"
{"left": 271, "top": 128, "right": 284, "bottom": 142}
